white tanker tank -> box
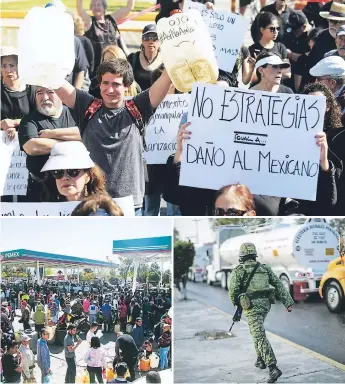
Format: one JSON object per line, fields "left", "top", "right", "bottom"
{"left": 206, "top": 219, "right": 340, "bottom": 301}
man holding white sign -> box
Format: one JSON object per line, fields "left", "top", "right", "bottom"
{"left": 178, "top": 83, "right": 337, "bottom": 214}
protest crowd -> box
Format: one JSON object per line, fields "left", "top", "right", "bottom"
{"left": 0, "top": 277, "right": 172, "bottom": 383}
{"left": 2, "top": 0, "right": 345, "bottom": 216}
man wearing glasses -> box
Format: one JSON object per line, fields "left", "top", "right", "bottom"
{"left": 37, "top": 328, "right": 52, "bottom": 383}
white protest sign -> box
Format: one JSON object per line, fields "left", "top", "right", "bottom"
{"left": 1, "top": 196, "right": 135, "bottom": 217}
{"left": 0, "top": 131, "right": 29, "bottom": 196}
{"left": 179, "top": 84, "right": 326, "bottom": 201}
{"left": 184, "top": 0, "right": 206, "bottom": 12}
{"left": 184, "top": 0, "right": 249, "bottom": 72}
{"left": 144, "top": 94, "right": 190, "bottom": 164}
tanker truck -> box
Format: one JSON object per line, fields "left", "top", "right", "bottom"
{"left": 205, "top": 219, "right": 340, "bottom": 301}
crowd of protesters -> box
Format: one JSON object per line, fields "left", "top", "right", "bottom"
{"left": 1, "top": 278, "right": 172, "bottom": 383}
{"left": 2, "top": 0, "right": 345, "bottom": 216}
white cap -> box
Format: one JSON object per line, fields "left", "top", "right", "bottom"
{"left": 41, "top": 141, "right": 94, "bottom": 172}
{"left": 310, "top": 56, "right": 345, "bottom": 78}
{"left": 0, "top": 46, "right": 18, "bottom": 57}
{"left": 255, "top": 55, "right": 290, "bottom": 70}
{"left": 21, "top": 334, "right": 32, "bottom": 342}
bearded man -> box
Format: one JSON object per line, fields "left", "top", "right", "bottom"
{"left": 19, "top": 87, "right": 81, "bottom": 201}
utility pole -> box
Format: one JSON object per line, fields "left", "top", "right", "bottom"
{"left": 192, "top": 218, "right": 201, "bottom": 245}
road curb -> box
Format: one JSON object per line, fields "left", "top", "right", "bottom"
{"left": 195, "top": 299, "right": 345, "bottom": 372}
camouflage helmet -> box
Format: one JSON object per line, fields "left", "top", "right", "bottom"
{"left": 239, "top": 243, "right": 257, "bottom": 263}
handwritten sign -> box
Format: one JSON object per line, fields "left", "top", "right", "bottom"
{"left": 1, "top": 196, "right": 135, "bottom": 217}
{"left": 0, "top": 131, "right": 28, "bottom": 196}
{"left": 184, "top": 0, "right": 206, "bottom": 12}
{"left": 179, "top": 84, "right": 326, "bottom": 201}
{"left": 184, "top": 1, "right": 249, "bottom": 72}
{"left": 157, "top": 10, "right": 218, "bottom": 93}
{"left": 144, "top": 94, "right": 189, "bottom": 164}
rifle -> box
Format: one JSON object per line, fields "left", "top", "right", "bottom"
{"left": 229, "top": 305, "right": 243, "bottom": 332}
{"left": 228, "top": 262, "right": 260, "bottom": 333}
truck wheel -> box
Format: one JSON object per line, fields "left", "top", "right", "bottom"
{"left": 326, "top": 281, "right": 345, "bottom": 313}
{"left": 193, "top": 274, "right": 196, "bottom": 283}
{"left": 207, "top": 274, "right": 213, "bottom": 286}
{"left": 221, "top": 272, "right": 228, "bottom": 290}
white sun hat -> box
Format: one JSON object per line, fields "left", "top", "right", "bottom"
{"left": 255, "top": 55, "right": 290, "bottom": 70}
{"left": 41, "top": 141, "right": 94, "bottom": 172}
{"left": 310, "top": 56, "right": 345, "bottom": 77}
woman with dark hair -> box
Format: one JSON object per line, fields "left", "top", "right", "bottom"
{"left": 85, "top": 336, "right": 106, "bottom": 384}
{"left": 251, "top": 51, "right": 293, "bottom": 93}
{"left": 302, "top": 82, "right": 345, "bottom": 214}
{"left": 214, "top": 184, "right": 256, "bottom": 216}
{"left": 248, "top": 12, "right": 290, "bottom": 84}
{"left": 40, "top": 141, "right": 108, "bottom": 202}
{"left": 127, "top": 24, "right": 162, "bottom": 91}
{"left": 76, "top": 0, "right": 134, "bottom": 77}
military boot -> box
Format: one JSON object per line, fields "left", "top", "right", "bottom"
{"left": 255, "top": 357, "right": 266, "bottom": 369}
{"left": 267, "top": 364, "right": 282, "bottom": 383}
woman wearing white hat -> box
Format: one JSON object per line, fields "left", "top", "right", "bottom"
{"left": 251, "top": 51, "right": 293, "bottom": 94}
{"left": 40, "top": 141, "right": 107, "bottom": 202}
{"left": 0, "top": 46, "right": 36, "bottom": 141}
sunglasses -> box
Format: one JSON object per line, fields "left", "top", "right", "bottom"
{"left": 270, "top": 64, "right": 284, "bottom": 69}
{"left": 50, "top": 169, "right": 83, "bottom": 179}
{"left": 267, "top": 27, "right": 280, "bottom": 33}
{"left": 214, "top": 208, "right": 248, "bottom": 216}
{"left": 143, "top": 36, "right": 158, "bottom": 41}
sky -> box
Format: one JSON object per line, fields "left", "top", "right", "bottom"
{"left": 1, "top": 218, "right": 173, "bottom": 269}
{"left": 174, "top": 218, "right": 215, "bottom": 245}
{"left": 173, "top": 218, "right": 332, "bottom": 246}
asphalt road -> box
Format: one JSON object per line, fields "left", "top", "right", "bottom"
{"left": 185, "top": 281, "right": 345, "bottom": 364}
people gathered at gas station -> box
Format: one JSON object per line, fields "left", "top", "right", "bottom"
{"left": 0, "top": 279, "right": 172, "bottom": 382}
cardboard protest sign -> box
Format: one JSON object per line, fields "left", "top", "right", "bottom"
{"left": 0, "top": 131, "right": 28, "bottom": 196}
{"left": 184, "top": 0, "right": 249, "bottom": 73}
{"left": 1, "top": 196, "right": 135, "bottom": 217}
{"left": 144, "top": 94, "right": 190, "bottom": 164}
{"left": 179, "top": 84, "right": 326, "bottom": 201}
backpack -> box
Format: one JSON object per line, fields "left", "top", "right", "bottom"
{"left": 83, "top": 98, "right": 147, "bottom": 150}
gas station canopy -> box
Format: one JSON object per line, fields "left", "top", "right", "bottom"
{"left": 1, "top": 249, "right": 115, "bottom": 269}
{"left": 112, "top": 236, "right": 172, "bottom": 262}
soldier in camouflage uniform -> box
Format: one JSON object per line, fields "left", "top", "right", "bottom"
{"left": 229, "top": 243, "right": 294, "bottom": 383}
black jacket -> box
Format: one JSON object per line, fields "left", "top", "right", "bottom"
{"left": 163, "top": 155, "right": 295, "bottom": 216}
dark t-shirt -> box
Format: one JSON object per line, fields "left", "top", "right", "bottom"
{"left": 66, "top": 36, "right": 88, "bottom": 85}
{"left": 18, "top": 106, "right": 77, "bottom": 176}
{"left": 1, "top": 85, "right": 36, "bottom": 120}
{"left": 77, "top": 35, "right": 95, "bottom": 75}
{"left": 249, "top": 41, "right": 288, "bottom": 60}
{"left": 116, "top": 334, "right": 139, "bottom": 360}
{"left": 2, "top": 353, "right": 21, "bottom": 383}
{"left": 300, "top": 29, "right": 336, "bottom": 89}
{"left": 127, "top": 52, "right": 154, "bottom": 91}
{"left": 72, "top": 89, "right": 155, "bottom": 207}
{"left": 85, "top": 15, "right": 119, "bottom": 77}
